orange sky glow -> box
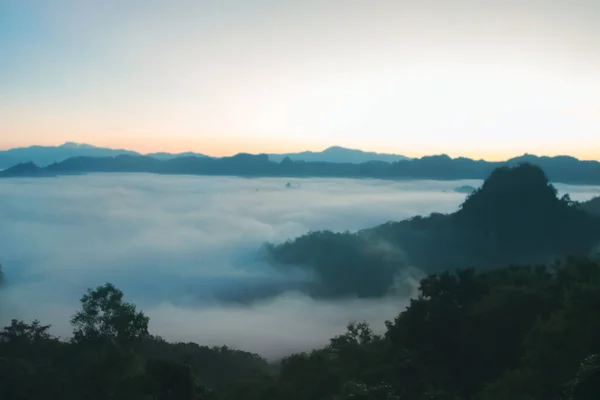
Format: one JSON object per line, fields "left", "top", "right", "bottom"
{"left": 2, "top": 0, "right": 600, "bottom": 161}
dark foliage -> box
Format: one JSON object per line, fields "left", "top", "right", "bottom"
{"left": 0, "top": 284, "right": 270, "bottom": 400}
{"left": 579, "top": 196, "right": 600, "bottom": 217}
{"left": 2, "top": 263, "right": 598, "bottom": 399}
{"left": 270, "top": 259, "right": 600, "bottom": 400}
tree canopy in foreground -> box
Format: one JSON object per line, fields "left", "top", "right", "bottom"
{"left": 1, "top": 258, "right": 599, "bottom": 399}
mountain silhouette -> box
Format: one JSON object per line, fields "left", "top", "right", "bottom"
{"left": 146, "top": 151, "right": 208, "bottom": 160}
{"left": 3, "top": 151, "right": 600, "bottom": 185}
{"left": 264, "top": 163, "right": 600, "bottom": 299}
{"left": 0, "top": 142, "right": 139, "bottom": 169}
{"left": 0, "top": 143, "right": 407, "bottom": 169}
{"left": 0, "top": 162, "right": 54, "bottom": 177}
{"left": 267, "top": 146, "right": 409, "bottom": 163}
{"left": 581, "top": 196, "right": 600, "bottom": 216}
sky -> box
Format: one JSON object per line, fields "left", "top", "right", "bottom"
{"left": 1, "top": 0, "right": 600, "bottom": 160}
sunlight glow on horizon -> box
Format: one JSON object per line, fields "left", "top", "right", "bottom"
{"left": 2, "top": 136, "right": 600, "bottom": 162}
{"left": 1, "top": 0, "right": 600, "bottom": 160}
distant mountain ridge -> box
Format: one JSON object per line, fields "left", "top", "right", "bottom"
{"left": 0, "top": 161, "right": 51, "bottom": 177}
{"left": 2, "top": 150, "right": 600, "bottom": 185}
{"left": 0, "top": 142, "right": 140, "bottom": 169}
{"left": 267, "top": 146, "right": 410, "bottom": 163}
{"left": 0, "top": 142, "right": 408, "bottom": 169}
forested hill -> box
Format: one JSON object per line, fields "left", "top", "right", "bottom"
{"left": 2, "top": 152, "right": 600, "bottom": 185}
{"left": 580, "top": 196, "right": 600, "bottom": 216}
{"left": 264, "top": 164, "right": 600, "bottom": 300}
{"left": 2, "top": 258, "right": 599, "bottom": 399}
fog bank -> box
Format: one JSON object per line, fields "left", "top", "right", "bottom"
{"left": 1, "top": 174, "right": 597, "bottom": 357}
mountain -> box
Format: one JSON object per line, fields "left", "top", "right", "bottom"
{"left": 3, "top": 151, "right": 600, "bottom": 185}
{"left": 59, "top": 142, "right": 97, "bottom": 149}
{"left": 268, "top": 146, "right": 409, "bottom": 163}
{"left": 146, "top": 151, "right": 209, "bottom": 160}
{"left": 264, "top": 163, "right": 600, "bottom": 299}
{"left": 0, "top": 142, "right": 139, "bottom": 169}
{"left": 581, "top": 196, "right": 600, "bottom": 216}
{"left": 0, "top": 143, "right": 407, "bottom": 168}
{"left": 0, "top": 162, "right": 55, "bottom": 177}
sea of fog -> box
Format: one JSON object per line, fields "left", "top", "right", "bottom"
{"left": 0, "top": 174, "right": 598, "bottom": 358}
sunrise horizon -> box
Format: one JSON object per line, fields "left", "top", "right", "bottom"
{"left": 2, "top": 1, "right": 599, "bottom": 162}
{"left": 2, "top": 137, "right": 600, "bottom": 163}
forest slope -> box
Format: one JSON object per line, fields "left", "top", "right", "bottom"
{"left": 265, "top": 164, "right": 600, "bottom": 299}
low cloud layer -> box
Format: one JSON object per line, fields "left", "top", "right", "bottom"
{"left": 1, "top": 174, "right": 598, "bottom": 358}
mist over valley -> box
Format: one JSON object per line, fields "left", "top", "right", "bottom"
{"left": 2, "top": 172, "right": 599, "bottom": 359}
{"left": 0, "top": 174, "right": 482, "bottom": 357}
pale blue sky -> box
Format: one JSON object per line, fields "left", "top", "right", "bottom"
{"left": 1, "top": 0, "right": 600, "bottom": 159}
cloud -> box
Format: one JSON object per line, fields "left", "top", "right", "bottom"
{"left": 2, "top": 174, "right": 597, "bottom": 358}
{"left": 554, "top": 183, "right": 600, "bottom": 202}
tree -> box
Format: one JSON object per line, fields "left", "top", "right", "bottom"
{"left": 67, "top": 284, "right": 150, "bottom": 399}
{"left": 70, "top": 283, "right": 149, "bottom": 346}
{"left": 144, "top": 358, "right": 215, "bottom": 400}
{"left": 0, "top": 319, "right": 52, "bottom": 343}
